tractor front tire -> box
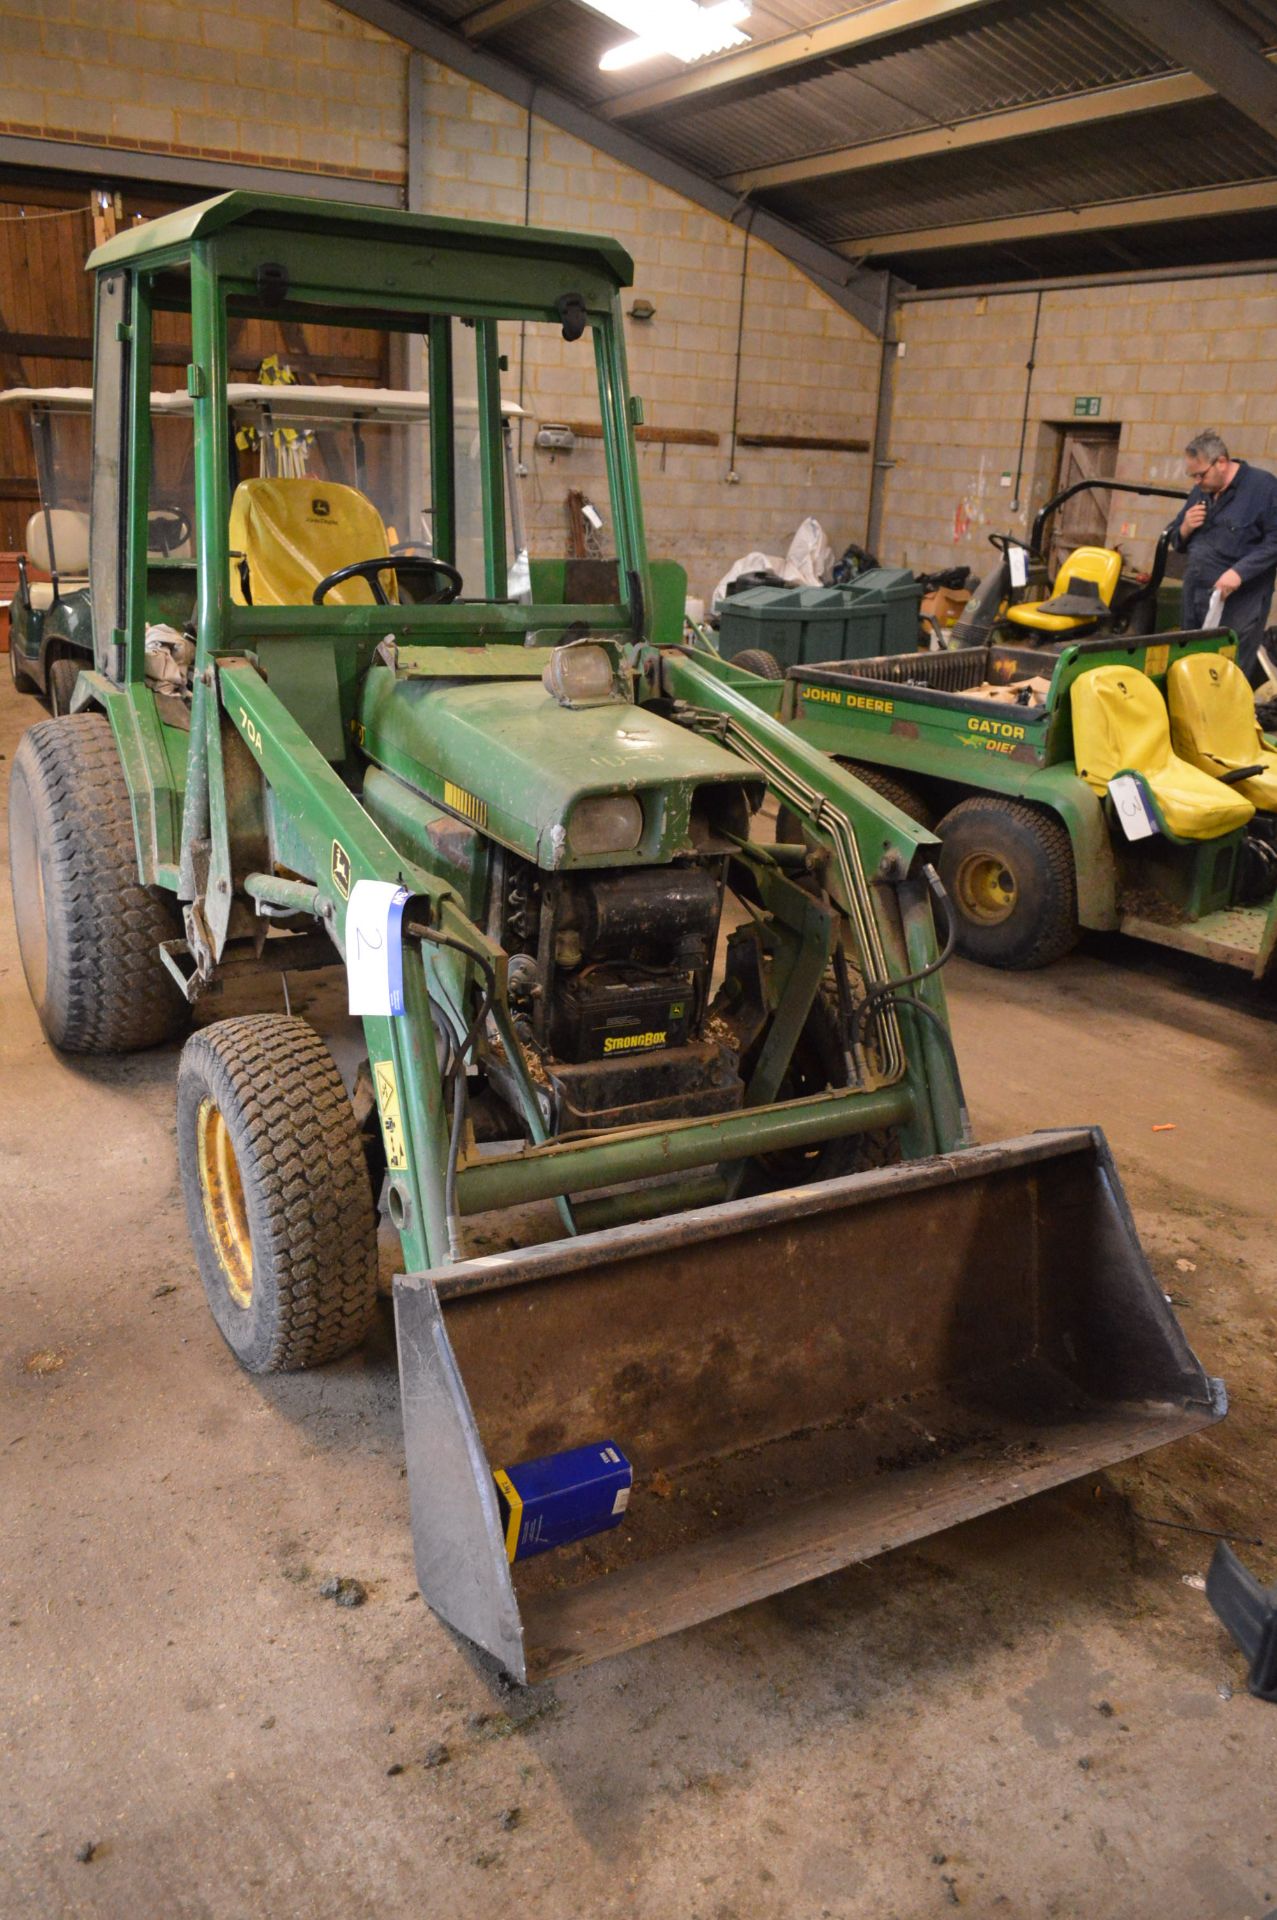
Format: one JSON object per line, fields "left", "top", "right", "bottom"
{"left": 177, "top": 1015, "right": 379, "bottom": 1374}
{"left": 936, "top": 795, "right": 1078, "bottom": 969}
{"left": 8, "top": 714, "right": 190, "bottom": 1051}
{"left": 46, "top": 654, "right": 81, "bottom": 717}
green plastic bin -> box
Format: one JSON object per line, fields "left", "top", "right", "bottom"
{"left": 717, "top": 569, "right": 922, "bottom": 669}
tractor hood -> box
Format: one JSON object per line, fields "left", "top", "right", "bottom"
{"left": 358, "top": 665, "right": 764, "bottom": 868}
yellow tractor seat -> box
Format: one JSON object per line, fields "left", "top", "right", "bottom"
{"left": 1071, "top": 664, "right": 1254, "bottom": 842}
{"left": 1167, "top": 651, "right": 1277, "bottom": 812}
{"left": 229, "top": 477, "right": 396, "bottom": 607}
{"left": 1005, "top": 544, "right": 1123, "bottom": 635}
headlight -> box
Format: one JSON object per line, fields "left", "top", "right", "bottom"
{"left": 568, "top": 794, "right": 644, "bottom": 855}
{"left": 542, "top": 643, "right": 615, "bottom": 707}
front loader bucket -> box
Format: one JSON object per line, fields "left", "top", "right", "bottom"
{"left": 394, "top": 1128, "right": 1223, "bottom": 1682}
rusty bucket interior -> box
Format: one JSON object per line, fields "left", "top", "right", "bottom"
{"left": 394, "top": 1128, "right": 1224, "bottom": 1682}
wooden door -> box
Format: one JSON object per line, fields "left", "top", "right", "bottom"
{"left": 1049, "top": 425, "right": 1121, "bottom": 577}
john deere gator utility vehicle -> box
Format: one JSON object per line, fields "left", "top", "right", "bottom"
{"left": 753, "top": 628, "right": 1277, "bottom": 978}
{"left": 7, "top": 194, "right": 1222, "bottom": 1682}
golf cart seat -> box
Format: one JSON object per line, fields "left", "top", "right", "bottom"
{"left": 1167, "top": 651, "right": 1277, "bottom": 812}
{"left": 23, "top": 508, "right": 90, "bottom": 609}
{"left": 1005, "top": 545, "right": 1122, "bottom": 635}
{"left": 229, "top": 477, "right": 396, "bottom": 606}
{"left": 1071, "top": 664, "right": 1255, "bottom": 841}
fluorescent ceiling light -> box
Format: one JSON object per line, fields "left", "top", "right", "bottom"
{"left": 581, "top": 0, "right": 751, "bottom": 71}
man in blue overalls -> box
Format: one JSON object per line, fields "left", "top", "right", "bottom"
{"left": 1172, "top": 430, "right": 1277, "bottom": 685}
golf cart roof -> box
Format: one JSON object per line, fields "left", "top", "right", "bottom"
{"left": 0, "top": 385, "right": 524, "bottom": 421}
{"left": 85, "top": 190, "right": 633, "bottom": 286}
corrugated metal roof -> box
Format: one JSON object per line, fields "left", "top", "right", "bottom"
{"left": 652, "top": 1, "right": 1178, "bottom": 177}
{"left": 764, "top": 99, "right": 1277, "bottom": 245}
{"left": 407, "top": 0, "right": 1277, "bottom": 288}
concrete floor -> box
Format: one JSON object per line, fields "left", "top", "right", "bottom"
{"left": 2, "top": 668, "right": 1275, "bottom": 1920}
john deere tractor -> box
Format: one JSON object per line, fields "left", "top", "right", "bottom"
{"left": 7, "top": 194, "right": 1220, "bottom": 1682}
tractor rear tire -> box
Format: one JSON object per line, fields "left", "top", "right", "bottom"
{"left": 8, "top": 714, "right": 190, "bottom": 1052}
{"left": 176, "top": 1014, "right": 379, "bottom": 1374}
{"left": 936, "top": 795, "right": 1078, "bottom": 969}
{"left": 732, "top": 647, "right": 783, "bottom": 680}
{"left": 46, "top": 654, "right": 81, "bottom": 717}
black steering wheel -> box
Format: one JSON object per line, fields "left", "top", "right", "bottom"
{"left": 311, "top": 556, "right": 463, "bottom": 606}
{"left": 988, "top": 532, "right": 1030, "bottom": 556}
{"left": 149, "top": 505, "right": 191, "bottom": 556}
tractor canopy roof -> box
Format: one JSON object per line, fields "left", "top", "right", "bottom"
{"left": 86, "top": 190, "right": 634, "bottom": 287}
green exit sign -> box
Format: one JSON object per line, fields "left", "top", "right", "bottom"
{"left": 1073, "top": 395, "right": 1102, "bottom": 417}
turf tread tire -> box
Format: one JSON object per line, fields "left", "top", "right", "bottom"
{"left": 46, "top": 655, "right": 81, "bottom": 717}
{"left": 731, "top": 647, "right": 783, "bottom": 680}
{"left": 9, "top": 713, "right": 189, "bottom": 1051}
{"left": 177, "top": 1014, "right": 378, "bottom": 1374}
{"left": 834, "top": 758, "right": 934, "bottom": 829}
{"left": 936, "top": 794, "right": 1078, "bottom": 970}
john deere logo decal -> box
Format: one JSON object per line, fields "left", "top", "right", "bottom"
{"left": 312, "top": 497, "right": 331, "bottom": 518}
{"left": 331, "top": 839, "right": 352, "bottom": 899}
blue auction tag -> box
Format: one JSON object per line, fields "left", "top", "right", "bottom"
{"left": 345, "top": 881, "right": 409, "bottom": 1016}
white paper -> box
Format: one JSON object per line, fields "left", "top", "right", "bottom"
{"left": 1109, "top": 773, "right": 1157, "bottom": 841}
{"left": 1205, "top": 589, "right": 1225, "bottom": 628}
{"left": 345, "top": 880, "right": 409, "bottom": 1016}
{"left": 1008, "top": 545, "right": 1029, "bottom": 589}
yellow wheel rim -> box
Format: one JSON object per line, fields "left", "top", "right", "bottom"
{"left": 196, "top": 1099, "right": 253, "bottom": 1308}
{"left": 955, "top": 851, "right": 1018, "bottom": 926}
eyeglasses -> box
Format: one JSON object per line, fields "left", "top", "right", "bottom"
{"left": 1186, "top": 457, "right": 1222, "bottom": 481}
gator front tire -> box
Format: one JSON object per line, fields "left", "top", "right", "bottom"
{"left": 8, "top": 714, "right": 189, "bottom": 1051}
{"left": 176, "top": 1015, "right": 379, "bottom": 1374}
{"left": 936, "top": 795, "right": 1078, "bottom": 969}
{"left": 732, "top": 647, "right": 783, "bottom": 680}
{"left": 835, "top": 759, "right": 934, "bottom": 830}
{"left": 46, "top": 655, "right": 81, "bottom": 717}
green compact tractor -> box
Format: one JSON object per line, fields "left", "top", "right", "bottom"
{"left": 759, "top": 629, "right": 1277, "bottom": 978}
{"left": 8, "top": 194, "right": 1221, "bottom": 1682}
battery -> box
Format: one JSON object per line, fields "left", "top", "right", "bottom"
{"left": 492, "top": 1441, "right": 633, "bottom": 1564}
{"left": 549, "top": 968, "right": 694, "bottom": 1063}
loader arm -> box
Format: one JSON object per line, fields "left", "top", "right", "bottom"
{"left": 655, "top": 647, "right": 967, "bottom": 1158}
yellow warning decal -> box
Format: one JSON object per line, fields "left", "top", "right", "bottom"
{"left": 492, "top": 1467, "right": 523, "bottom": 1563}
{"left": 373, "top": 1058, "right": 408, "bottom": 1171}
{"left": 1143, "top": 644, "right": 1169, "bottom": 678}
{"left": 444, "top": 781, "right": 488, "bottom": 827}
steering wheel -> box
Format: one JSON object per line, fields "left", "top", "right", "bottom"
{"left": 311, "top": 556, "right": 463, "bottom": 606}
{"left": 149, "top": 505, "right": 191, "bottom": 556}
{"left": 988, "top": 532, "right": 1030, "bottom": 556}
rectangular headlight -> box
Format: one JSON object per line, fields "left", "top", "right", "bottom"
{"left": 567, "top": 794, "right": 643, "bottom": 855}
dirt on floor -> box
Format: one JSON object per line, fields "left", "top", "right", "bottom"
{"left": 1, "top": 672, "right": 1275, "bottom": 1920}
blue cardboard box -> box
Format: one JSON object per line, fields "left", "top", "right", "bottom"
{"left": 493, "top": 1442, "right": 632, "bottom": 1564}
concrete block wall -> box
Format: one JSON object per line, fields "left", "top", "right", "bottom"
{"left": 0, "top": 0, "right": 882, "bottom": 602}
{"left": 880, "top": 277, "right": 1277, "bottom": 585}
{"left": 0, "top": 0, "right": 407, "bottom": 181}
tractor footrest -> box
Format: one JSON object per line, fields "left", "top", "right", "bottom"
{"left": 1207, "top": 1542, "right": 1277, "bottom": 1703}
